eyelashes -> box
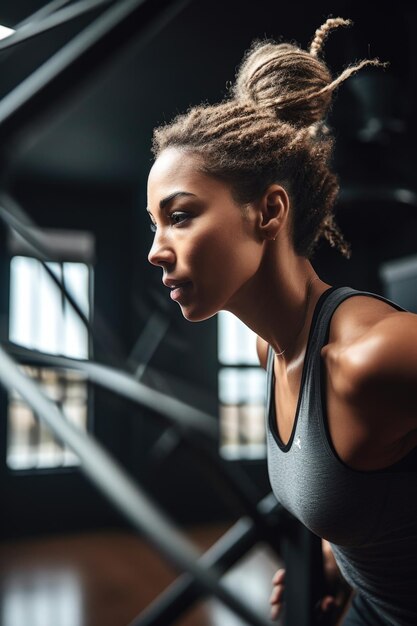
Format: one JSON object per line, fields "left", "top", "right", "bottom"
{"left": 170, "top": 211, "right": 189, "bottom": 226}
{"left": 149, "top": 211, "right": 190, "bottom": 233}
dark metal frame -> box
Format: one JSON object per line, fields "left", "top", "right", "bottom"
{"left": 0, "top": 345, "right": 271, "bottom": 626}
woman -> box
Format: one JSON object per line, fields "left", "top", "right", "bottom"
{"left": 146, "top": 17, "right": 417, "bottom": 625}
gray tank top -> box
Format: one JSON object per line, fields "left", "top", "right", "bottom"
{"left": 266, "top": 286, "right": 417, "bottom": 625}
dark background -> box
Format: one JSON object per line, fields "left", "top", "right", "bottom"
{"left": 0, "top": 0, "right": 416, "bottom": 540}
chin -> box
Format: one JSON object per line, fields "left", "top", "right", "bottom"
{"left": 179, "top": 303, "right": 219, "bottom": 323}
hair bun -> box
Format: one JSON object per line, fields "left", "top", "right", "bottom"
{"left": 232, "top": 17, "right": 381, "bottom": 128}
{"left": 233, "top": 40, "right": 333, "bottom": 127}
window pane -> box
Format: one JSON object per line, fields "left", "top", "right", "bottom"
{"left": 218, "top": 311, "right": 259, "bottom": 365}
{"left": 2, "top": 569, "right": 83, "bottom": 626}
{"left": 220, "top": 403, "right": 266, "bottom": 460}
{"left": 7, "top": 367, "right": 87, "bottom": 471}
{"left": 8, "top": 254, "right": 92, "bottom": 471}
{"left": 9, "top": 257, "right": 90, "bottom": 359}
{"left": 219, "top": 367, "right": 266, "bottom": 404}
{"left": 62, "top": 263, "right": 90, "bottom": 358}
{"left": 219, "top": 368, "right": 267, "bottom": 460}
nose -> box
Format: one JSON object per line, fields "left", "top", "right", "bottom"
{"left": 148, "top": 233, "right": 176, "bottom": 267}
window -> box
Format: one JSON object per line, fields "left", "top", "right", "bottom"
{"left": 218, "top": 311, "right": 266, "bottom": 460}
{"left": 7, "top": 253, "right": 93, "bottom": 471}
{"left": 9, "top": 257, "right": 90, "bottom": 359}
{"left": 2, "top": 568, "right": 83, "bottom": 626}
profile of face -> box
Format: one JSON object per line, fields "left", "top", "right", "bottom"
{"left": 147, "top": 147, "right": 268, "bottom": 322}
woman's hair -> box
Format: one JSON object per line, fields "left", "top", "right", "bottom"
{"left": 152, "top": 18, "right": 384, "bottom": 258}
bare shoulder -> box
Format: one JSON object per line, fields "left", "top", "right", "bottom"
{"left": 256, "top": 335, "right": 269, "bottom": 370}
{"left": 322, "top": 294, "right": 417, "bottom": 384}
{"left": 322, "top": 294, "right": 417, "bottom": 432}
{"left": 325, "top": 294, "right": 402, "bottom": 349}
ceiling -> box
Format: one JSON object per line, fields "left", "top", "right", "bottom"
{"left": 0, "top": 0, "right": 416, "bottom": 187}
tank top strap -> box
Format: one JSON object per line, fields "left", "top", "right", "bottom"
{"left": 303, "top": 285, "right": 407, "bottom": 382}
{"left": 265, "top": 342, "right": 275, "bottom": 424}
{"left": 304, "top": 286, "right": 357, "bottom": 371}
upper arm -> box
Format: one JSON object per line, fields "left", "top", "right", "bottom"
{"left": 256, "top": 335, "right": 269, "bottom": 370}
{"left": 327, "top": 312, "right": 417, "bottom": 433}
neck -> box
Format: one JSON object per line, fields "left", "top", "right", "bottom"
{"left": 224, "top": 244, "right": 331, "bottom": 364}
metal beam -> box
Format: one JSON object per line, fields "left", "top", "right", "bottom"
{"left": 129, "top": 493, "right": 283, "bottom": 626}
{"left": 0, "top": 0, "right": 113, "bottom": 52}
{"left": 0, "top": 0, "right": 190, "bottom": 154}
{"left": 5, "top": 341, "right": 218, "bottom": 439}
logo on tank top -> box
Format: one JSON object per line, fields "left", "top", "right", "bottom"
{"left": 295, "top": 436, "right": 302, "bottom": 450}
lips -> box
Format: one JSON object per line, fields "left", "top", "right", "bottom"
{"left": 165, "top": 280, "right": 192, "bottom": 302}
{"left": 162, "top": 276, "right": 193, "bottom": 302}
{"left": 163, "top": 278, "right": 189, "bottom": 289}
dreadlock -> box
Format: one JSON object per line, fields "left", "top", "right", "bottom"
{"left": 152, "top": 17, "right": 385, "bottom": 258}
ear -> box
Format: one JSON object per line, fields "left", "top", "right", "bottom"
{"left": 257, "top": 184, "right": 290, "bottom": 241}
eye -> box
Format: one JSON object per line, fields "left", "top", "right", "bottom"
{"left": 170, "top": 211, "right": 189, "bottom": 226}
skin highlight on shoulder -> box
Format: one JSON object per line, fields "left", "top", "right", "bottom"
{"left": 321, "top": 297, "right": 417, "bottom": 462}
{"left": 323, "top": 299, "right": 394, "bottom": 400}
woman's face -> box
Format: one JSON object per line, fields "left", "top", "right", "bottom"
{"left": 147, "top": 147, "right": 264, "bottom": 321}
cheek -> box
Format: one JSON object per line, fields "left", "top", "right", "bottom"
{"left": 188, "top": 225, "right": 261, "bottom": 292}
{"left": 178, "top": 230, "right": 262, "bottom": 322}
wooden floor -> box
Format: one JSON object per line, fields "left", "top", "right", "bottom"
{"left": 0, "top": 525, "right": 283, "bottom": 626}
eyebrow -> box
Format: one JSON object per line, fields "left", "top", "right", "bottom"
{"left": 147, "top": 191, "right": 196, "bottom": 216}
